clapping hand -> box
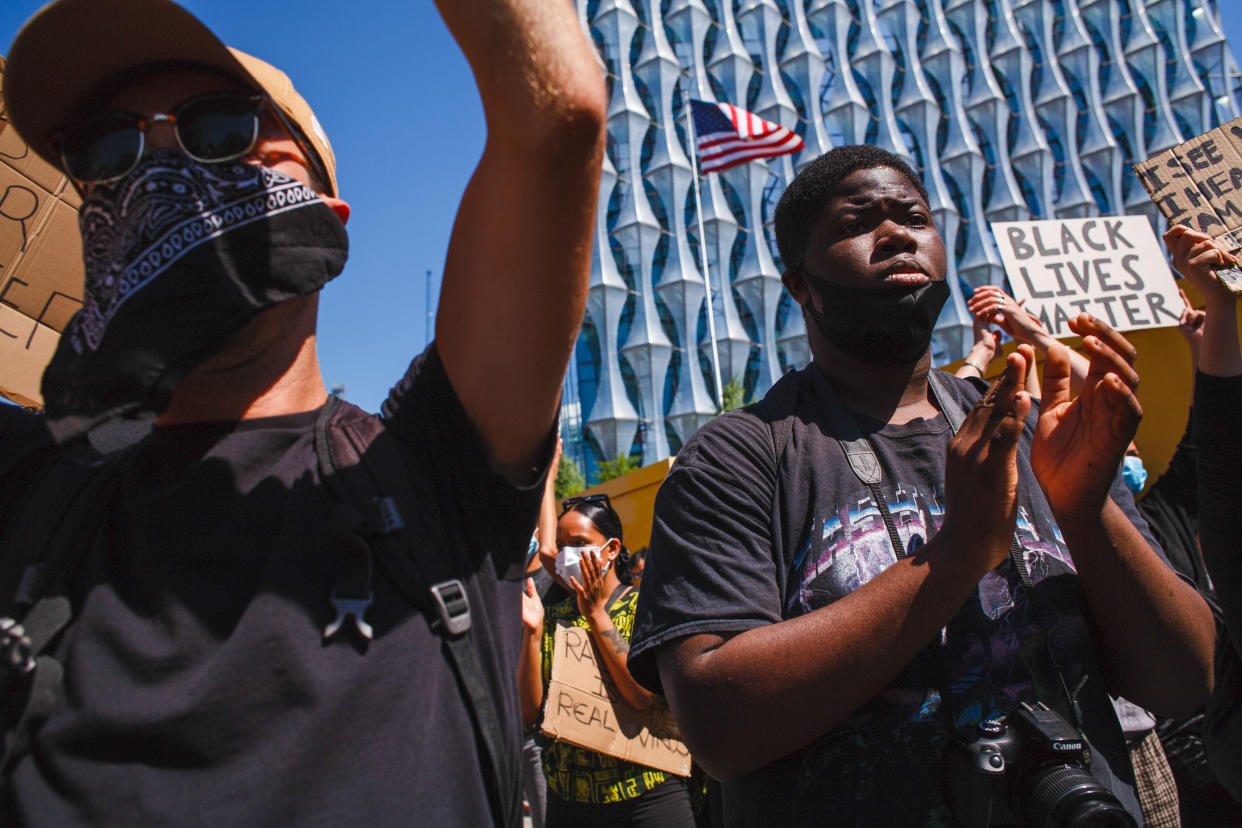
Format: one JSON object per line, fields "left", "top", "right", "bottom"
{"left": 941, "top": 346, "right": 1034, "bottom": 572}
{"left": 521, "top": 577, "right": 544, "bottom": 635}
{"left": 1030, "top": 315, "right": 1142, "bottom": 519}
{"left": 570, "top": 549, "right": 610, "bottom": 621}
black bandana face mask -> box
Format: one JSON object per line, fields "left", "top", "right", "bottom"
{"left": 41, "top": 149, "right": 349, "bottom": 442}
{"left": 801, "top": 272, "right": 950, "bottom": 366}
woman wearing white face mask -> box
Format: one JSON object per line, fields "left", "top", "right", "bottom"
{"left": 517, "top": 495, "right": 695, "bottom": 827}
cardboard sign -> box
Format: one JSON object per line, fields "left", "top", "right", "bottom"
{"left": 542, "top": 622, "right": 691, "bottom": 778}
{"left": 0, "top": 55, "right": 84, "bottom": 408}
{"left": 991, "top": 216, "right": 1182, "bottom": 337}
{"left": 1133, "top": 116, "right": 1242, "bottom": 292}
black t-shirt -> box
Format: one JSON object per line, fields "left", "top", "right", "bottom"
{"left": 1137, "top": 410, "right": 1213, "bottom": 598}
{"left": 0, "top": 345, "right": 547, "bottom": 826}
{"left": 630, "top": 366, "right": 1159, "bottom": 827}
{"left": 1197, "top": 372, "right": 1242, "bottom": 653}
{"left": 1194, "top": 371, "right": 1242, "bottom": 801}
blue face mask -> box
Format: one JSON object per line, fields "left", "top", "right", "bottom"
{"left": 1122, "top": 456, "right": 1148, "bottom": 494}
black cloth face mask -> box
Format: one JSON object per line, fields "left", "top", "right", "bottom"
{"left": 801, "top": 271, "right": 950, "bottom": 366}
{"left": 41, "top": 149, "right": 349, "bottom": 442}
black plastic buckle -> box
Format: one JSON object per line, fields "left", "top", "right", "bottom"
{"left": 430, "top": 580, "right": 471, "bottom": 636}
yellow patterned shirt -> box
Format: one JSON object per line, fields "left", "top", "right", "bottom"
{"left": 539, "top": 588, "right": 669, "bottom": 804}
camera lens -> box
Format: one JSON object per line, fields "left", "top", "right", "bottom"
{"left": 1018, "top": 764, "right": 1137, "bottom": 828}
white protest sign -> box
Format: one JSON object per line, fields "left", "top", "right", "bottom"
{"left": 542, "top": 622, "right": 691, "bottom": 778}
{"left": 991, "top": 216, "right": 1182, "bottom": 337}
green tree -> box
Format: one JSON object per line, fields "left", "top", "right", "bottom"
{"left": 596, "top": 452, "right": 639, "bottom": 482}
{"left": 554, "top": 453, "right": 586, "bottom": 500}
{"left": 716, "top": 374, "right": 751, "bottom": 415}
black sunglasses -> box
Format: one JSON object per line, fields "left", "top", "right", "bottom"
{"left": 560, "top": 493, "right": 612, "bottom": 512}
{"left": 55, "top": 93, "right": 324, "bottom": 187}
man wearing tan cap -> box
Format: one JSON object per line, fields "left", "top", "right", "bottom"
{"left": 0, "top": 0, "right": 604, "bottom": 824}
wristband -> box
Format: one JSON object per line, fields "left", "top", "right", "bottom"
{"left": 963, "top": 359, "right": 987, "bottom": 376}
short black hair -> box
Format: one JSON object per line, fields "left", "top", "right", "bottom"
{"left": 774, "top": 145, "right": 928, "bottom": 268}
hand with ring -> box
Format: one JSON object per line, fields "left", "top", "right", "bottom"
{"left": 967, "top": 285, "right": 1048, "bottom": 348}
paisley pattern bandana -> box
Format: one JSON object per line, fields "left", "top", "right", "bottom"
{"left": 41, "top": 150, "right": 348, "bottom": 441}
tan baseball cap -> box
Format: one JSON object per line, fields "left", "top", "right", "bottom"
{"left": 5, "top": 0, "right": 339, "bottom": 196}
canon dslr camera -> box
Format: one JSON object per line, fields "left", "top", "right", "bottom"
{"left": 943, "top": 702, "right": 1135, "bottom": 827}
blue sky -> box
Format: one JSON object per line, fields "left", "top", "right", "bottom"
{"left": 2, "top": 2, "right": 1241, "bottom": 411}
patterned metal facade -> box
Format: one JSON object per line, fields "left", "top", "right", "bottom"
{"left": 563, "top": 0, "right": 1241, "bottom": 480}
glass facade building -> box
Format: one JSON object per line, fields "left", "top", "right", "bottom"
{"left": 562, "top": 0, "right": 1241, "bottom": 481}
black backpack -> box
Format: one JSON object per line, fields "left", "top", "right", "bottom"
{"left": 0, "top": 396, "right": 520, "bottom": 827}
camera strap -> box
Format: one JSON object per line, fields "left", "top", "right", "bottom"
{"left": 812, "top": 370, "right": 1087, "bottom": 740}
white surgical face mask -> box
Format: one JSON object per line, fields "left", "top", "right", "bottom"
{"left": 555, "top": 541, "right": 614, "bottom": 585}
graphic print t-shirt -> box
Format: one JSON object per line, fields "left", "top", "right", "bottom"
{"left": 630, "top": 367, "right": 1155, "bottom": 827}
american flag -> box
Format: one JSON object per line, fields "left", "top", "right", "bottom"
{"left": 690, "top": 99, "right": 804, "bottom": 174}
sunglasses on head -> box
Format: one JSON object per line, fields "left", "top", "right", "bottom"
{"left": 560, "top": 493, "right": 611, "bottom": 513}
{"left": 55, "top": 92, "right": 324, "bottom": 187}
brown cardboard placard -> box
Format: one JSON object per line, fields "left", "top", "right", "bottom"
{"left": 1133, "top": 116, "right": 1242, "bottom": 292}
{"left": 0, "top": 304, "right": 59, "bottom": 408}
{"left": 0, "top": 173, "right": 84, "bottom": 332}
{"left": 0, "top": 54, "right": 84, "bottom": 407}
{"left": 542, "top": 622, "right": 691, "bottom": 778}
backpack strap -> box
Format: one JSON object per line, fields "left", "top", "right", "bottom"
{"left": 926, "top": 369, "right": 966, "bottom": 433}
{"left": 0, "top": 443, "right": 137, "bottom": 776}
{"left": 0, "top": 601, "right": 68, "bottom": 776}
{"left": 761, "top": 369, "right": 802, "bottom": 466}
{"left": 0, "top": 444, "right": 103, "bottom": 610}
{"left": 810, "top": 374, "right": 907, "bottom": 558}
{"left": 313, "top": 398, "right": 519, "bottom": 828}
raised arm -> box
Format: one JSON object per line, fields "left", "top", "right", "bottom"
{"left": 1175, "top": 288, "right": 1206, "bottom": 371}
{"left": 968, "top": 285, "right": 1089, "bottom": 394}
{"left": 433, "top": 0, "right": 607, "bottom": 482}
{"left": 954, "top": 313, "right": 1000, "bottom": 381}
{"left": 1165, "top": 226, "right": 1242, "bottom": 657}
{"left": 1165, "top": 226, "right": 1241, "bottom": 378}
{"left": 518, "top": 578, "right": 545, "bottom": 727}
{"left": 535, "top": 439, "right": 563, "bottom": 567}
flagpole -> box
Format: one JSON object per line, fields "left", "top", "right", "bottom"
{"left": 425, "top": 269, "right": 434, "bottom": 347}
{"left": 684, "top": 96, "right": 725, "bottom": 408}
